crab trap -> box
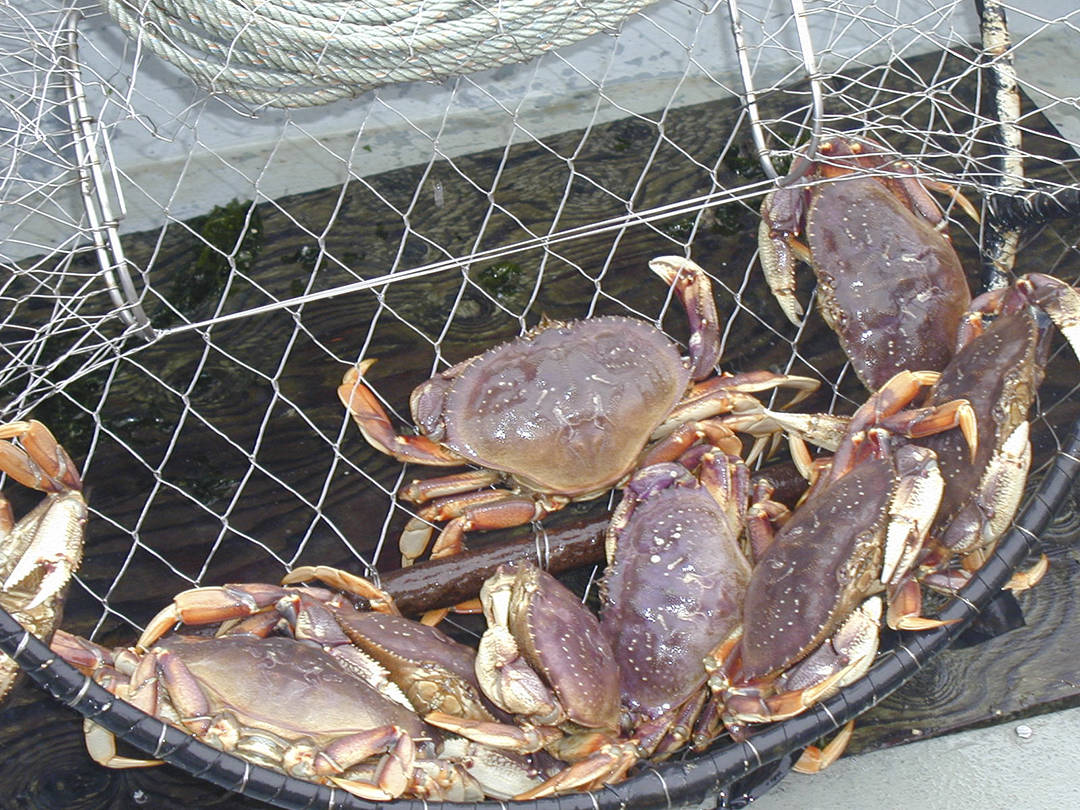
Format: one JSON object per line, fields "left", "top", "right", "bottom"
{"left": 2, "top": 1, "right": 1080, "bottom": 808}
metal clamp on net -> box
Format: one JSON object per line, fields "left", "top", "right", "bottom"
{"left": 60, "top": 10, "right": 154, "bottom": 342}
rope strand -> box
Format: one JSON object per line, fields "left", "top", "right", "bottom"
{"left": 100, "top": 0, "right": 657, "bottom": 108}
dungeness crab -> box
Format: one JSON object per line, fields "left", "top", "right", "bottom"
{"left": 759, "top": 135, "right": 978, "bottom": 389}
{"left": 52, "top": 575, "right": 548, "bottom": 801}
{"left": 748, "top": 273, "right": 1080, "bottom": 600}
{"left": 709, "top": 370, "right": 976, "bottom": 752}
{"left": 504, "top": 450, "right": 757, "bottom": 797}
{"left": 876, "top": 273, "right": 1080, "bottom": 594}
{"left": 427, "top": 561, "right": 623, "bottom": 771}
{"left": 341, "top": 257, "right": 816, "bottom": 565}
{"left": 1, "top": 420, "right": 86, "bottom": 702}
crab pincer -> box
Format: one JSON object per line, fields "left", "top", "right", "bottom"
{"left": 1, "top": 420, "right": 87, "bottom": 702}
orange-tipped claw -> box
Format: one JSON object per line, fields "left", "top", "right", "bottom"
{"left": 0, "top": 420, "right": 82, "bottom": 493}
{"left": 283, "top": 565, "right": 401, "bottom": 615}
{"left": 338, "top": 362, "right": 462, "bottom": 466}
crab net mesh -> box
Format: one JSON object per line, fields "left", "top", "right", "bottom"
{"left": 2, "top": 0, "right": 1080, "bottom": 807}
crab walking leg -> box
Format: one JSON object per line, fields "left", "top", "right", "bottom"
{"left": 511, "top": 740, "right": 642, "bottom": 799}
{"left": 740, "top": 370, "right": 977, "bottom": 465}
{"left": 136, "top": 582, "right": 300, "bottom": 649}
{"left": 791, "top": 720, "right": 856, "bottom": 774}
{"left": 650, "top": 370, "right": 821, "bottom": 440}
{"left": 835, "top": 370, "right": 977, "bottom": 465}
{"left": 399, "top": 492, "right": 562, "bottom": 567}
{"left": 399, "top": 469, "right": 503, "bottom": 503}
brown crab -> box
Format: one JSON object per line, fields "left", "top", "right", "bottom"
{"left": 425, "top": 561, "right": 623, "bottom": 771}
{"left": 54, "top": 570, "right": 550, "bottom": 800}
{"left": 506, "top": 450, "right": 758, "bottom": 797}
{"left": 340, "top": 256, "right": 817, "bottom": 565}
{"left": 136, "top": 566, "right": 511, "bottom": 728}
{"left": 1, "top": 420, "right": 86, "bottom": 702}
{"left": 707, "top": 370, "right": 976, "bottom": 749}
{"left": 759, "top": 135, "right": 978, "bottom": 389}
{"left": 754, "top": 273, "right": 1080, "bottom": 598}
{"left": 53, "top": 629, "right": 545, "bottom": 801}
{"left": 873, "top": 273, "right": 1080, "bottom": 593}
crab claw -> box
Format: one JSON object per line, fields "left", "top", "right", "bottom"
{"left": 339, "top": 361, "right": 462, "bottom": 466}
{"left": 1019, "top": 273, "right": 1080, "bottom": 358}
{"left": 2, "top": 490, "right": 87, "bottom": 609}
{"left": 648, "top": 256, "right": 723, "bottom": 379}
{"left": 1, "top": 420, "right": 87, "bottom": 610}
{"left": 0, "top": 420, "right": 82, "bottom": 492}
{"left": 757, "top": 197, "right": 806, "bottom": 325}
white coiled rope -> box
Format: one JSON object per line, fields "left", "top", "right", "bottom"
{"left": 101, "top": 0, "right": 656, "bottom": 108}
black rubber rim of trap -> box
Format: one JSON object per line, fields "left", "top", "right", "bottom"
{"left": 2, "top": 415, "right": 1079, "bottom": 810}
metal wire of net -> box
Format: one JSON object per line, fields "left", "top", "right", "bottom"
{"left": 2, "top": 0, "right": 1080, "bottom": 806}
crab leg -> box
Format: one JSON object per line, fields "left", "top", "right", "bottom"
{"left": 400, "top": 469, "right": 502, "bottom": 503}
{"left": 136, "top": 583, "right": 298, "bottom": 649}
{"left": 640, "top": 418, "right": 744, "bottom": 466}
{"left": 424, "top": 711, "right": 563, "bottom": 755}
{"left": 282, "top": 566, "right": 399, "bottom": 615}
{"left": 833, "top": 369, "right": 977, "bottom": 474}
{"left": 0, "top": 420, "right": 82, "bottom": 492}
{"left": 339, "top": 361, "right": 463, "bottom": 466}
{"left": 398, "top": 493, "right": 560, "bottom": 567}
{"left": 791, "top": 720, "right": 856, "bottom": 774}
{"left": 1018, "top": 273, "right": 1080, "bottom": 355}
{"left": 511, "top": 740, "right": 640, "bottom": 799}
{"left": 648, "top": 256, "right": 722, "bottom": 378}
{"left": 651, "top": 370, "right": 820, "bottom": 440}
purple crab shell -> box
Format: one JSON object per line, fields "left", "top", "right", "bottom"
{"left": 600, "top": 464, "right": 752, "bottom": 720}
{"left": 507, "top": 563, "right": 622, "bottom": 731}
{"left": 412, "top": 316, "right": 691, "bottom": 496}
